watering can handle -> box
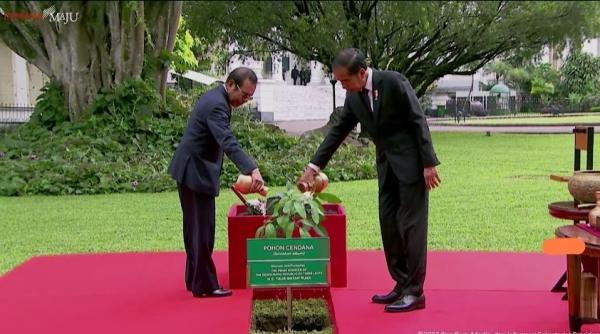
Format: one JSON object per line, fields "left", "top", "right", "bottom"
{"left": 230, "top": 186, "right": 250, "bottom": 207}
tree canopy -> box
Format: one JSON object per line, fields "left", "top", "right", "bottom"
{"left": 0, "top": 1, "right": 183, "bottom": 120}
{"left": 186, "top": 1, "right": 600, "bottom": 96}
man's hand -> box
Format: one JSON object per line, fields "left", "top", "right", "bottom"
{"left": 250, "top": 169, "right": 265, "bottom": 194}
{"left": 424, "top": 167, "right": 441, "bottom": 191}
{"left": 297, "top": 166, "right": 319, "bottom": 192}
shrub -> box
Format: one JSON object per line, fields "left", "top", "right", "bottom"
{"left": 0, "top": 85, "right": 376, "bottom": 196}
{"left": 251, "top": 298, "right": 332, "bottom": 333}
{"left": 28, "top": 81, "right": 70, "bottom": 130}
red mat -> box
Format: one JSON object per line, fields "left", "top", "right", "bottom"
{"left": 331, "top": 290, "right": 570, "bottom": 332}
{"left": 337, "top": 251, "right": 600, "bottom": 333}
{"left": 0, "top": 252, "right": 248, "bottom": 334}
{"left": 1, "top": 251, "right": 599, "bottom": 333}
{"left": 347, "top": 250, "right": 568, "bottom": 291}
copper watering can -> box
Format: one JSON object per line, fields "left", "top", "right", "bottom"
{"left": 297, "top": 172, "right": 329, "bottom": 193}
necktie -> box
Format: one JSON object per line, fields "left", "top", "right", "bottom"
{"left": 360, "top": 88, "right": 372, "bottom": 112}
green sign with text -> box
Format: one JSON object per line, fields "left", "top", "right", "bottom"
{"left": 247, "top": 237, "right": 330, "bottom": 287}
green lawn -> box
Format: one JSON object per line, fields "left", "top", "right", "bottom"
{"left": 0, "top": 132, "right": 586, "bottom": 275}
{"left": 436, "top": 114, "right": 600, "bottom": 125}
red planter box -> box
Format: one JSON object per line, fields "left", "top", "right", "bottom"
{"left": 227, "top": 203, "right": 347, "bottom": 289}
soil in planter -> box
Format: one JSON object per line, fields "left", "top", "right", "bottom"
{"left": 250, "top": 298, "right": 333, "bottom": 334}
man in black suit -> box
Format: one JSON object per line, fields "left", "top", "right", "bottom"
{"left": 168, "top": 67, "right": 265, "bottom": 298}
{"left": 291, "top": 65, "right": 299, "bottom": 85}
{"left": 298, "top": 48, "right": 441, "bottom": 312}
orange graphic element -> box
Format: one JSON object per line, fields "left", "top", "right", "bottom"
{"left": 543, "top": 238, "right": 585, "bottom": 255}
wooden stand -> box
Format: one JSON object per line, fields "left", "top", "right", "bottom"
{"left": 548, "top": 202, "right": 593, "bottom": 294}
{"left": 549, "top": 126, "right": 595, "bottom": 294}
{"left": 580, "top": 272, "right": 598, "bottom": 319}
{"left": 556, "top": 225, "right": 600, "bottom": 332}
{"left": 574, "top": 126, "right": 594, "bottom": 173}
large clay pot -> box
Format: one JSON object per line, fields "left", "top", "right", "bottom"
{"left": 551, "top": 171, "right": 600, "bottom": 203}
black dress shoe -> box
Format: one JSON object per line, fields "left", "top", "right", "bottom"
{"left": 384, "top": 295, "right": 425, "bottom": 313}
{"left": 193, "top": 288, "right": 233, "bottom": 298}
{"left": 371, "top": 290, "right": 402, "bottom": 304}
{"left": 208, "top": 288, "right": 232, "bottom": 297}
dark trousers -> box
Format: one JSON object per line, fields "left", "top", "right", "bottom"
{"left": 378, "top": 164, "right": 428, "bottom": 296}
{"left": 177, "top": 183, "right": 219, "bottom": 294}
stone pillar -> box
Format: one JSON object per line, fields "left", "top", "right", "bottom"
{"left": 309, "top": 60, "right": 324, "bottom": 85}
{"left": 271, "top": 53, "right": 284, "bottom": 82}
{"left": 12, "top": 51, "right": 28, "bottom": 106}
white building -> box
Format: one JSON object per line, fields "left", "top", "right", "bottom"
{"left": 227, "top": 52, "right": 347, "bottom": 122}
{"left": 429, "top": 37, "right": 600, "bottom": 113}
{"left": 0, "top": 39, "right": 48, "bottom": 123}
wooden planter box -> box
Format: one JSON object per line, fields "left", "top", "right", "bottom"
{"left": 227, "top": 203, "right": 347, "bottom": 289}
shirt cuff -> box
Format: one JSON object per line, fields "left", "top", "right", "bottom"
{"left": 307, "top": 163, "right": 321, "bottom": 173}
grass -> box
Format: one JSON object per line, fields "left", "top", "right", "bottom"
{"left": 251, "top": 298, "right": 331, "bottom": 333}
{"left": 435, "top": 114, "right": 600, "bottom": 125}
{"left": 0, "top": 132, "right": 586, "bottom": 275}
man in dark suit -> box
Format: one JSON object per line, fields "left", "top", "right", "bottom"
{"left": 298, "top": 48, "right": 441, "bottom": 312}
{"left": 168, "top": 67, "right": 265, "bottom": 298}
{"left": 291, "top": 65, "right": 299, "bottom": 85}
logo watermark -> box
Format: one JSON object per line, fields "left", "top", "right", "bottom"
{"left": 44, "top": 6, "right": 79, "bottom": 25}
{"left": 1, "top": 5, "right": 79, "bottom": 24}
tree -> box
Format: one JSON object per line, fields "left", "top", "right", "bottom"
{"left": 0, "top": 1, "right": 182, "bottom": 121}
{"left": 560, "top": 51, "right": 600, "bottom": 98}
{"left": 484, "top": 61, "right": 513, "bottom": 83}
{"left": 484, "top": 61, "right": 531, "bottom": 112}
{"left": 186, "top": 1, "right": 600, "bottom": 97}
{"left": 171, "top": 18, "right": 199, "bottom": 74}
{"left": 531, "top": 77, "right": 555, "bottom": 106}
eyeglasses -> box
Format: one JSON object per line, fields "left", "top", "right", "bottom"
{"left": 236, "top": 84, "right": 253, "bottom": 101}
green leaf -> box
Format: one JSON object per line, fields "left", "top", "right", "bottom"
{"left": 299, "top": 226, "right": 311, "bottom": 238}
{"left": 255, "top": 225, "right": 266, "bottom": 238}
{"left": 310, "top": 200, "right": 324, "bottom": 215}
{"left": 294, "top": 202, "right": 307, "bottom": 219}
{"left": 265, "top": 223, "right": 276, "bottom": 238}
{"left": 309, "top": 201, "right": 323, "bottom": 222}
{"left": 283, "top": 201, "right": 293, "bottom": 214}
{"left": 302, "top": 219, "right": 315, "bottom": 228}
{"left": 285, "top": 221, "right": 296, "bottom": 238}
{"left": 276, "top": 216, "right": 289, "bottom": 227}
{"left": 313, "top": 224, "right": 328, "bottom": 237}
{"left": 272, "top": 200, "right": 283, "bottom": 215}
{"left": 315, "top": 192, "right": 342, "bottom": 203}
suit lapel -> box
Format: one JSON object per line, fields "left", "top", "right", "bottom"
{"left": 354, "top": 93, "right": 373, "bottom": 122}
{"left": 220, "top": 85, "right": 232, "bottom": 121}
{"left": 372, "top": 70, "right": 382, "bottom": 122}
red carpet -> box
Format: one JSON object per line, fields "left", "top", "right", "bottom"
{"left": 337, "top": 251, "right": 600, "bottom": 333}
{"left": 0, "top": 251, "right": 599, "bottom": 333}
{"left": 0, "top": 252, "right": 248, "bottom": 334}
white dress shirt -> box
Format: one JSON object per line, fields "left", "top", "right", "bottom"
{"left": 364, "top": 67, "right": 374, "bottom": 112}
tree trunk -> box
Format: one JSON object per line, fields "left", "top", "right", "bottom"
{"left": 159, "top": 1, "right": 183, "bottom": 99}
{"left": 1, "top": 1, "right": 161, "bottom": 122}
{"left": 466, "top": 74, "right": 474, "bottom": 120}
{"left": 131, "top": 1, "right": 146, "bottom": 79}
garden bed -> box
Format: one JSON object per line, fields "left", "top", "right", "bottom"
{"left": 250, "top": 297, "right": 333, "bottom": 334}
